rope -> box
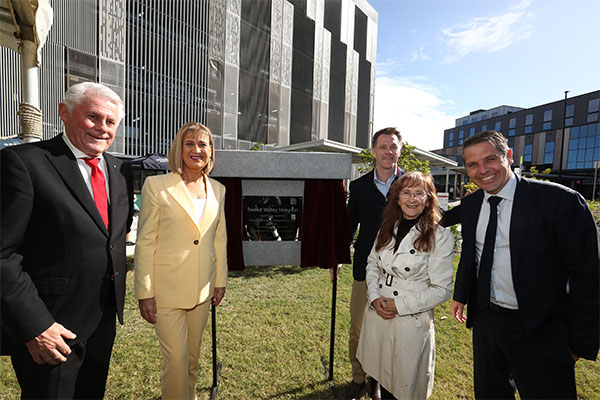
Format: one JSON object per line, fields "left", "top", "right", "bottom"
{"left": 17, "top": 102, "right": 43, "bottom": 140}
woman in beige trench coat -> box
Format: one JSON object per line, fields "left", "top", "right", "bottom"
{"left": 357, "top": 172, "right": 454, "bottom": 399}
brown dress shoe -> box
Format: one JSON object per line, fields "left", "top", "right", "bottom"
{"left": 345, "top": 380, "right": 366, "bottom": 399}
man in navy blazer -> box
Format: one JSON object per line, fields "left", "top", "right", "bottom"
{"left": 451, "top": 130, "right": 599, "bottom": 398}
{"left": 346, "top": 127, "right": 403, "bottom": 399}
{"left": 1, "top": 82, "right": 132, "bottom": 398}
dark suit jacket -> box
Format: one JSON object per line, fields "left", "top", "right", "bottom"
{"left": 348, "top": 169, "right": 400, "bottom": 281}
{"left": 1, "top": 135, "right": 132, "bottom": 353}
{"left": 453, "top": 175, "right": 600, "bottom": 364}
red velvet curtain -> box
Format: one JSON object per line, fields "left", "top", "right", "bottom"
{"left": 301, "top": 179, "right": 351, "bottom": 269}
{"left": 214, "top": 177, "right": 245, "bottom": 271}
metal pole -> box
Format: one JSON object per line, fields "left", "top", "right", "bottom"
{"left": 557, "top": 90, "right": 570, "bottom": 184}
{"left": 21, "top": 40, "right": 41, "bottom": 143}
{"left": 210, "top": 302, "right": 221, "bottom": 400}
{"left": 593, "top": 162, "right": 599, "bottom": 200}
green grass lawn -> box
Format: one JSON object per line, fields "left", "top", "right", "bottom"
{"left": 1, "top": 256, "right": 598, "bottom": 399}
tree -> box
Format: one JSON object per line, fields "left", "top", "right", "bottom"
{"left": 357, "top": 142, "right": 430, "bottom": 174}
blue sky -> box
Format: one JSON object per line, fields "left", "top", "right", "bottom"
{"left": 369, "top": 0, "right": 600, "bottom": 150}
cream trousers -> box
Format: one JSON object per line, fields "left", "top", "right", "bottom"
{"left": 154, "top": 301, "right": 210, "bottom": 400}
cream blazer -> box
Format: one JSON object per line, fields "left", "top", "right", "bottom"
{"left": 134, "top": 173, "right": 227, "bottom": 309}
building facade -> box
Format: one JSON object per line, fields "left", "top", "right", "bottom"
{"left": 1, "top": 0, "right": 377, "bottom": 156}
{"left": 434, "top": 90, "right": 600, "bottom": 198}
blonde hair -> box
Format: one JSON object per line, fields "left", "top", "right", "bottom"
{"left": 168, "top": 122, "right": 215, "bottom": 175}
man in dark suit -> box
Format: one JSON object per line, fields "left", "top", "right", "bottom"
{"left": 346, "top": 127, "right": 403, "bottom": 400}
{"left": 1, "top": 82, "right": 132, "bottom": 399}
{"left": 451, "top": 130, "right": 599, "bottom": 398}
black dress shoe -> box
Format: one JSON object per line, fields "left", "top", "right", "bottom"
{"left": 369, "top": 378, "right": 381, "bottom": 400}
{"left": 345, "top": 380, "right": 366, "bottom": 399}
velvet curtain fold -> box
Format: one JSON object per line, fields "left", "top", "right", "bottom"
{"left": 301, "top": 179, "right": 351, "bottom": 269}
{"left": 213, "top": 177, "right": 245, "bottom": 271}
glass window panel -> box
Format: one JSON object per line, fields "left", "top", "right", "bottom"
{"left": 543, "top": 121, "right": 551, "bottom": 130}
{"left": 543, "top": 109, "right": 552, "bottom": 122}
{"left": 568, "top": 150, "right": 577, "bottom": 162}
{"left": 566, "top": 104, "right": 575, "bottom": 117}
{"left": 544, "top": 152, "right": 553, "bottom": 164}
{"left": 509, "top": 118, "right": 516, "bottom": 128}
{"left": 595, "top": 147, "right": 600, "bottom": 160}
{"left": 524, "top": 126, "right": 532, "bottom": 134}
{"left": 579, "top": 139, "right": 587, "bottom": 149}
{"left": 448, "top": 141, "right": 454, "bottom": 147}
{"left": 470, "top": 127, "right": 475, "bottom": 136}
{"left": 577, "top": 151, "right": 585, "bottom": 162}
{"left": 589, "top": 98, "right": 600, "bottom": 113}
{"left": 589, "top": 124, "right": 597, "bottom": 136}
{"left": 458, "top": 139, "right": 463, "bottom": 145}
{"left": 588, "top": 136, "right": 596, "bottom": 148}
{"left": 495, "top": 121, "right": 501, "bottom": 131}
{"left": 567, "top": 162, "right": 575, "bottom": 169}
{"left": 482, "top": 124, "right": 487, "bottom": 131}
{"left": 577, "top": 161, "right": 584, "bottom": 168}
{"left": 449, "top": 132, "right": 454, "bottom": 140}
{"left": 571, "top": 126, "right": 579, "bottom": 138}
{"left": 586, "top": 148, "right": 594, "bottom": 161}
{"left": 581, "top": 125, "right": 588, "bottom": 137}
{"left": 588, "top": 113, "right": 599, "bottom": 123}
{"left": 569, "top": 138, "right": 578, "bottom": 149}
{"left": 545, "top": 141, "right": 554, "bottom": 152}
{"left": 585, "top": 160, "right": 593, "bottom": 168}
{"left": 459, "top": 130, "right": 464, "bottom": 138}
{"left": 509, "top": 129, "right": 515, "bottom": 136}
{"left": 525, "top": 114, "right": 533, "bottom": 125}
{"left": 565, "top": 117, "right": 573, "bottom": 127}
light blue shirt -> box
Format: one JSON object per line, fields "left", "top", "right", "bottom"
{"left": 373, "top": 167, "right": 399, "bottom": 198}
{"left": 475, "top": 172, "right": 518, "bottom": 309}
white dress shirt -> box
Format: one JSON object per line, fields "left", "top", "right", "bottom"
{"left": 62, "top": 134, "right": 110, "bottom": 202}
{"left": 475, "top": 172, "right": 518, "bottom": 309}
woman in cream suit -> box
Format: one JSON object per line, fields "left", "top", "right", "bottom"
{"left": 356, "top": 172, "right": 454, "bottom": 399}
{"left": 134, "top": 122, "right": 227, "bottom": 400}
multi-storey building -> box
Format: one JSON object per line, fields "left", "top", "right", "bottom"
{"left": 434, "top": 90, "right": 600, "bottom": 198}
{"left": 1, "top": 0, "right": 378, "bottom": 157}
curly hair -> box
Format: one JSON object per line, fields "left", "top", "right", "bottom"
{"left": 375, "top": 171, "right": 441, "bottom": 253}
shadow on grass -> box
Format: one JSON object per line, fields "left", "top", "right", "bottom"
{"left": 260, "top": 379, "right": 348, "bottom": 399}
{"left": 229, "top": 264, "right": 323, "bottom": 279}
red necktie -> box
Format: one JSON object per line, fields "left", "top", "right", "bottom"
{"left": 83, "top": 158, "right": 109, "bottom": 229}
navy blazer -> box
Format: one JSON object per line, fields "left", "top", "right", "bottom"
{"left": 348, "top": 169, "right": 400, "bottom": 281}
{"left": 1, "top": 135, "right": 132, "bottom": 352}
{"left": 453, "top": 175, "right": 600, "bottom": 364}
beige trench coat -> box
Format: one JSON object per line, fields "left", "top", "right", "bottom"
{"left": 357, "top": 224, "right": 454, "bottom": 399}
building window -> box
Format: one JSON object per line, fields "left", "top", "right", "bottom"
{"left": 567, "top": 122, "right": 600, "bottom": 169}
{"left": 469, "top": 127, "right": 475, "bottom": 137}
{"left": 524, "top": 113, "right": 533, "bottom": 134}
{"left": 482, "top": 124, "right": 487, "bottom": 132}
{"left": 459, "top": 129, "right": 464, "bottom": 139}
{"left": 523, "top": 144, "right": 533, "bottom": 162}
{"left": 495, "top": 121, "right": 501, "bottom": 131}
{"left": 588, "top": 98, "right": 600, "bottom": 123}
{"left": 565, "top": 104, "right": 574, "bottom": 127}
{"left": 543, "top": 109, "right": 552, "bottom": 130}
{"left": 544, "top": 141, "right": 554, "bottom": 164}
{"left": 509, "top": 117, "right": 516, "bottom": 136}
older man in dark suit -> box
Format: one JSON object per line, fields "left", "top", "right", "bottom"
{"left": 346, "top": 127, "right": 403, "bottom": 400}
{"left": 451, "top": 130, "right": 599, "bottom": 398}
{"left": 1, "top": 82, "right": 132, "bottom": 399}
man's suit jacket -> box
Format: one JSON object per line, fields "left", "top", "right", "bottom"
{"left": 1, "top": 135, "right": 132, "bottom": 351}
{"left": 453, "top": 175, "right": 600, "bottom": 365}
{"left": 348, "top": 169, "right": 400, "bottom": 281}
{"left": 134, "top": 173, "right": 227, "bottom": 308}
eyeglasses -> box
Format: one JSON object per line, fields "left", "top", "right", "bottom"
{"left": 399, "top": 191, "right": 428, "bottom": 201}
